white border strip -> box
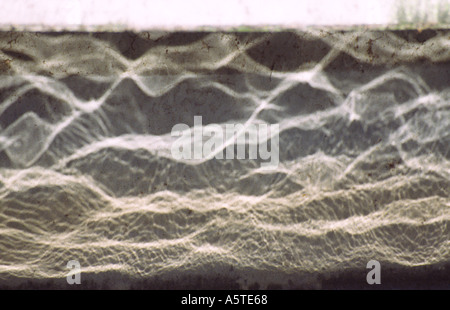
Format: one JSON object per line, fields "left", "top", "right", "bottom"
{"left": 0, "top": 0, "right": 448, "bottom": 31}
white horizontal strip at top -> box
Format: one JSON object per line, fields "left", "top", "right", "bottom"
{"left": 0, "top": 0, "right": 448, "bottom": 31}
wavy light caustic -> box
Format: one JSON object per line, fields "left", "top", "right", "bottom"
{"left": 0, "top": 30, "right": 448, "bottom": 289}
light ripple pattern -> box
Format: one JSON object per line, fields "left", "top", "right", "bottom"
{"left": 0, "top": 30, "right": 449, "bottom": 289}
